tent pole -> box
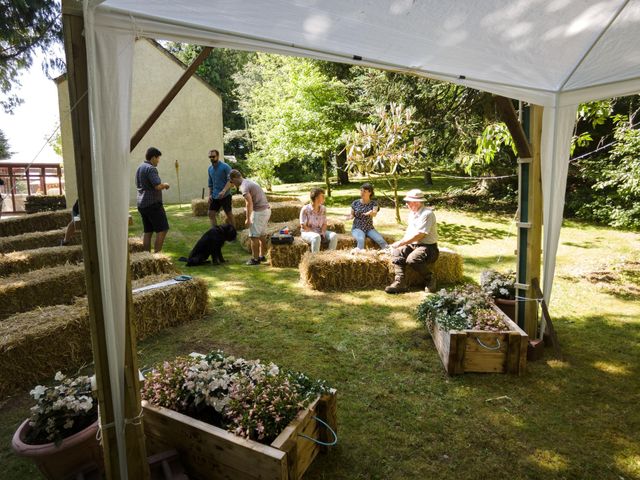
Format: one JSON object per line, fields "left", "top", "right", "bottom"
{"left": 61, "top": 2, "right": 120, "bottom": 477}
{"left": 525, "top": 106, "right": 543, "bottom": 337}
{"left": 494, "top": 96, "right": 540, "bottom": 337}
{"left": 130, "top": 46, "right": 213, "bottom": 151}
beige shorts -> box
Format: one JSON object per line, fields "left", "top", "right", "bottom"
{"left": 249, "top": 208, "right": 271, "bottom": 237}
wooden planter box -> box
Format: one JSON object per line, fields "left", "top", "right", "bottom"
{"left": 142, "top": 392, "right": 337, "bottom": 480}
{"left": 428, "top": 306, "right": 528, "bottom": 375}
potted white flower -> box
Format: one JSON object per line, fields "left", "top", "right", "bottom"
{"left": 11, "top": 372, "right": 102, "bottom": 479}
{"left": 480, "top": 269, "right": 516, "bottom": 320}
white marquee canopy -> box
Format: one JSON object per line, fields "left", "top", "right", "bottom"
{"left": 76, "top": 1, "right": 640, "bottom": 476}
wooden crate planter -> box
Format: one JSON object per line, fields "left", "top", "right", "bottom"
{"left": 429, "top": 306, "right": 528, "bottom": 375}
{"left": 142, "top": 392, "right": 337, "bottom": 480}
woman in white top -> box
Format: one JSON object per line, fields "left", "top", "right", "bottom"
{"left": 299, "top": 188, "right": 337, "bottom": 253}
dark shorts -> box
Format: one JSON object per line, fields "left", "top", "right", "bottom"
{"left": 138, "top": 203, "right": 169, "bottom": 233}
{"left": 72, "top": 199, "right": 80, "bottom": 217}
{"left": 209, "top": 194, "right": 232, "bottom": 214}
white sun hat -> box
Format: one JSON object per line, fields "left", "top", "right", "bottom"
{"left": 403, "top": 189, "right": 427, "bottom": 202}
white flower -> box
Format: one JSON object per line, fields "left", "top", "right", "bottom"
{"left": 30, "top": 385, "right": 47, "bottom": 400}
{"left": 54, "top": 372, "right": 65, "bottom": 382}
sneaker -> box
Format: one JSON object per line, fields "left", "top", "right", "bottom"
{"left": 258, "top": 255, "right": 267, "bottom": 262}
{"left": 245, "top": 258, "right": 260, "bottom": 266}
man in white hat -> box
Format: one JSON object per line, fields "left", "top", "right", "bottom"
{"left": 385, "top": 189, "right": 439, "bottom": 294}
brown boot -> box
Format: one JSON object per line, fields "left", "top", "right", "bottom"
{"left": 424, "top": 273, "right": 438, "bottom": 293}
{"left": 385, "top": 277, "right": 407, "bottom": 294}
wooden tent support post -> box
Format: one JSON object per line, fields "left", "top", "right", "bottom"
{"left": 62, "top": 1, "right": 149, "bottom": 478}
{"left": 494, "top": 96, "right": 542, "bottom": 338}
{"left": 532, "top": 278, "right": 562, "bottom": 359}
{"left": 130, "top": 46, "right": 213, "bottom": 151}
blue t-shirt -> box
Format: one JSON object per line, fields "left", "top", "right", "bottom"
{"left": 208, "top": 161, "right": 231, "bottom": 199}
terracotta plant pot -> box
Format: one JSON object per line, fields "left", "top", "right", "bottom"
{"left": 495, "top": 298, "right": 516, "bottom": 322}
{"left": 11, "top": 419, "right": 103, "bottom": 480}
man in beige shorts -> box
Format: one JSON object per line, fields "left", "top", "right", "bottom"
{"left": 228, "top": 169, "right": 271, "bottom": 265}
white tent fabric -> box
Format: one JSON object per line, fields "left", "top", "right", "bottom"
{"left": 78, "top": 1, "right": 639, "bottom": 475}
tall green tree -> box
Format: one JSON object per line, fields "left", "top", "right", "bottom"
{"left": 344, "top": 103, "right": 423, "bottom": 222}
{"left": 168, "top": 43, "right": 255, "bottom": 157}
{"left": 234, "top": 54, "right": 350, "bottom": 192}
{"left": 0, "top": 129, "right": 11, "bottom": 159}
{"left": 0, "top": 0, "right": 63, "bottom": 113}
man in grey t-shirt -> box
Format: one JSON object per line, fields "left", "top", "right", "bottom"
{"left": 385, "top": 189, "right": 439, "bottom": 294}
{"left": 228, "top": 169, "right": 271, "bottom": 265}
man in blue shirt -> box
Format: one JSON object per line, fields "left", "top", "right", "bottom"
{"left": 207, "top": 149, "right": 234, "bottom": 227}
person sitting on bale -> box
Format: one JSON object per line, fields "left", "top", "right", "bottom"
{"left": 300, "top": 187, "right": 337, "bottom": 253}
{"left": 346, "top": 182, "right": 388, "bottom": 250}
{"left": 385, "top": 189, "right": 439, "bottom": 294}
{"left": 60, "top": 199, "right": 79, "bottom": 246}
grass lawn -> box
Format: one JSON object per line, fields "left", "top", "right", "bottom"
{"left": 1, "top": 176, "right": 639, "bottom": 479}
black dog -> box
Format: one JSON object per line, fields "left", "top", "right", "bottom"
{"left": 182, "top": 224, "right": 237, "bottom": 266}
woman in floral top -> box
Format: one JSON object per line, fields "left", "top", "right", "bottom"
{"left": 300, "top": 187, "right": 337, "bottom": 253}
{"left": 348, "top": 183, "right": 388, "bottom": 250}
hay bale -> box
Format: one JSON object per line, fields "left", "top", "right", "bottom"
{"left": 131, "top": 274, "right": 208, "bottom": 339}
{"left": 0, "top": 274, "right": 208, "bottom": 398}
{"left": 270, "top": 237, "right": 310, "bottom": 268}
{"left": 269, "top": 201, "right": 305, "bottom": 223}
{"left": 0, "top": 210, "right": 71, "bottom": 237}
{"left": 299, "top": 247, "right": 464, "bottom": 291}
{"left": 0, "top": 228, "right": 78, "bottom": 253}
{"left": 0, "top": 238, "right": 146, "bottom": 276}
{"left": 326, "top": 218, "right": 345, "bottom": 234}
{"left": 404, "top": 247, "right": 464, "bottom": 286}
{"left": 191, "top": 199, "right": 209, "bottom": 217}
{"left": 300, "top": 250, "right": 393, "bottom": 291}
{"left": 0, "top": 252, "right": 175, "bottom": 318}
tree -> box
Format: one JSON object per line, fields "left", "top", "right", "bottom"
{"left": 0, "top": 0, "right": 63, "bottom": 113}
{"left": 234, "top": 54, "right": 350, "bottom": 192}
{"left": 0, "top": 129, "right": 11, "bottom": 159}
{"left": 344, "top": 103, "right": 423, "bottom": 222}
{"left": 168, "top": 44, "right": 255, "bottom": 157}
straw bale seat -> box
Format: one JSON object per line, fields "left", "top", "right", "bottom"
{"left": 0, "top": 274, "right": 208, "bottom": 398}
{"left": 0, "top": 210, "right": 71, "bottom": 237}
{"left": 0, "top": 251, "right": 174, "bottom": 318}
{"left": 269, "top": 228, "right": 390, "bottom": 268}
{"left": 191, "top": 194, "right": 301, "bottom": 216}
{"left": 0, "top": 237, "right": 145, "bottom": 276}
{"left": 299, "top": 248, "right": 463, "bottom": 291}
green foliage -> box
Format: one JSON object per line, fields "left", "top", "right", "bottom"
{"left": 235, "top": 54, "right": 350, "bottom": 187}
{"left": 344, "top": 103, "right": 423, "bottom": 221}
{"left": 0, "top": 129, "right": 11, "bottom": 159}
{"left": 460, "top": 122, "right": 516, "bottom": 174}
{"left": 575, "top": 124, "right": 640, "bottom": 229}
{"left": 0, "top": 0, "right": 63, "bottom": 113}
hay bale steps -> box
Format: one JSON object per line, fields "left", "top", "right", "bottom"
{"left": 0, "top": 237, "right": 146, "bottom": 276}
{"left": 299, "top": 248, "right": 463, "bottom": 291}
{"left": 0, "top": 251, "right": 175, "bottom": 318}
{"left": 0, "top": 210, "right": 71, "bottom": 237}
{"left": 192, "top": 194, "right": 301, "bottom": 216}
{"left": 0, "top": 274, "right": 208, "bottom": 398}
{"left": 0, "top": 228, "right": 80, "bottom": 253}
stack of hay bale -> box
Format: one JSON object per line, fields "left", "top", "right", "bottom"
{"left": 299, "top": 248, "right": 464, "bottom": 291}
{"left": 0, "top": 213, "right": 209, "bottom": 398}
{"left": 191, "top": 193, "right": 301, "bottom": 217}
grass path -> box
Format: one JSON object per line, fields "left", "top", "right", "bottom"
{"left": 1, "top": 177, "right": 638, "bottom": 479}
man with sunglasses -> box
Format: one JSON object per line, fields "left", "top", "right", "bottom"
{"left": 207, "top": 149, "right": 234, "bottom": 227}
